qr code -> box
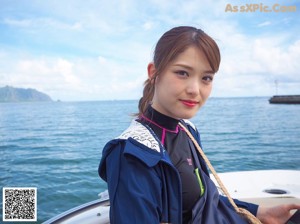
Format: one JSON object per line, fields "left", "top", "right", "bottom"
{"left": 2, "top": 187, "right": 37, "bottom": 222}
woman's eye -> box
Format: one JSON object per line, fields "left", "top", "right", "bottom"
{"left": 175, "top": 70, "right": 189, "bottom": 77}
{"left": 202, "top": 75, "right": 214, "bottom": 82}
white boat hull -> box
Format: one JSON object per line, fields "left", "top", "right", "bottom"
{"left": 211, "top": 170, "right": 300, "bottom": 206}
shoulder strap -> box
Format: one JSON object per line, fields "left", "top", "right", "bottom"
{"left": 178, "top": 122, "right": 261, "bottom": 224}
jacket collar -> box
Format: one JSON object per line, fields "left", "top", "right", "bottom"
{"left": 117, "top": 119, "right": 161, "bottom": 153}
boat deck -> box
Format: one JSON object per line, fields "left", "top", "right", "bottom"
{"left": 43, "top": 170, "right": 300, "bottom": 224}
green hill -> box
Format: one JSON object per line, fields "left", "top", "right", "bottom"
{"left": 0, "top": 86, "right": 53, "bottom": 102}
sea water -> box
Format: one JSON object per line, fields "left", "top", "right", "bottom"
{"left": 0, "top": 97, "right": 299, "bottom": 223}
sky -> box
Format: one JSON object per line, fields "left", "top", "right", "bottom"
{"left": 0, "top": 0, "right": 299, "bottom": 101}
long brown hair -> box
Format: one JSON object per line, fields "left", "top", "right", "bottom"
{"left": 137, "top": 26, "right": 221, "bottom": 116}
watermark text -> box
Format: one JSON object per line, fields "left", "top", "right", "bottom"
{"left": 225, "top": 3, "right": 297, "bottom": 13}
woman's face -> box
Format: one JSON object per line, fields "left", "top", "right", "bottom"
{"left": 149, "top": 46, "right": 215, "bottom": 120}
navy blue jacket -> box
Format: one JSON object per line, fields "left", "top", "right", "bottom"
{"left": 99, "top": 120, "right": 258, "bottom": 223}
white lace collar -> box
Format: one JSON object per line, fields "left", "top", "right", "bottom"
{"left": 117, "top": 120, "right": 161, "bottom": 152}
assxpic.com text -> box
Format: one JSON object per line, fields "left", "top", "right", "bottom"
{"left": 225, "top": 3, "right": 297, "bottom": 13}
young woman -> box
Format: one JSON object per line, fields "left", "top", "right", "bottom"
{"left": 98, "top": 26, "right": 300, "bottom": 223}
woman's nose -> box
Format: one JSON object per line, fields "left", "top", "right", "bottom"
{"left": 186, "top": 79, "right": 200, "bottom": 96}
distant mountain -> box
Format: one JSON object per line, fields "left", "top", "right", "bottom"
{"left": 0, "top": 86, "right": 53, "bottom": 102}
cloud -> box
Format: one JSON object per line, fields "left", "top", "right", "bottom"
{"left": 3, "top": 18, "right": 32, "bottom": 27}
{"left": 253, "top": 38, "right": 300, "bottom": 78}
{"left": 142, "top": 22, "right": 155, "bottom": 31}
{"left": 0, "top": 51, "right": 147, "bottom": 101}
{"left": 208, "top": 18, "right": 300, "bottom": 97}
{"left": 257, "top": 21, "right": 271, "bottom": 27}
{"left": 3, "top": 17, "right": 82, "bottom": 31}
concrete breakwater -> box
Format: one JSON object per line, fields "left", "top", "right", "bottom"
{"left": 269, "top": 95, "right": 300, "bottom": 104}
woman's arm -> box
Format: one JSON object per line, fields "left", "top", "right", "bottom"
{"left": 257, "top": 204, "right": 300, "bottom": 224}
{"left": 104, "top": 142, "right": 163, "bottom": 224}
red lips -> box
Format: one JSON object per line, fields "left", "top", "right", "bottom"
{"left": 180, "top": 100, "right": 199, "bottom": 107}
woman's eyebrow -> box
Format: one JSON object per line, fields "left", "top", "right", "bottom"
{"left": 173, "top": 63, "right": 214, "bottom": 74}
{"left": 173, "top": 63, "right": 193, "bottom": 70}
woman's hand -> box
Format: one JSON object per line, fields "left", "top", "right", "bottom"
{"left": 257, "top": 204, "right": 300, "bottom": 224}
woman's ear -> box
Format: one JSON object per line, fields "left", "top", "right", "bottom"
{"left": 147, "top": 62, "right": 156, "bottom": 81}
